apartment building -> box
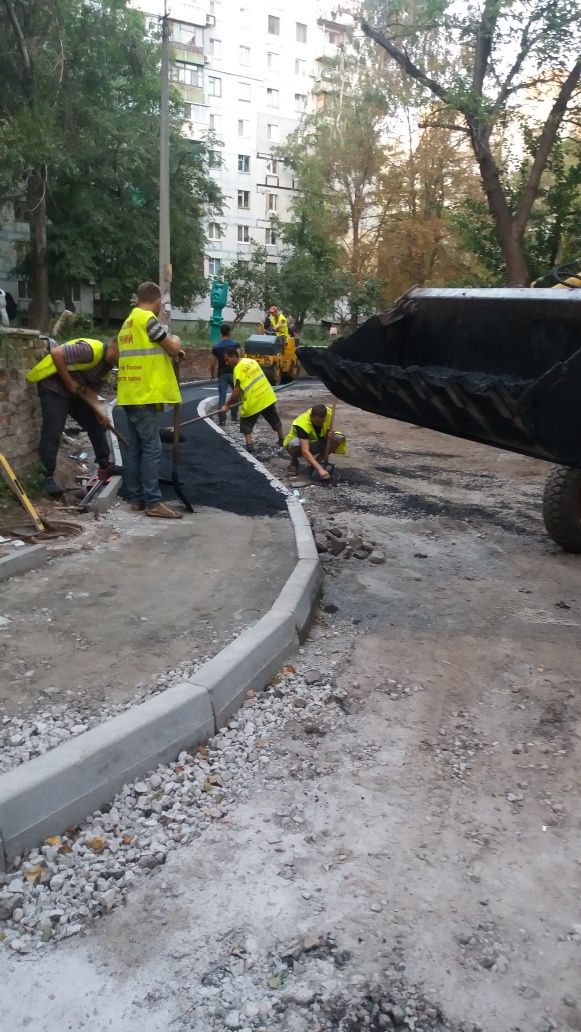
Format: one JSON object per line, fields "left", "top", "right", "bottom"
{"left": 138, "top": 0, "right": 346, "bottom": 321}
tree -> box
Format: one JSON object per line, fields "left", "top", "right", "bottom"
{"left": 362, "top": 0, "right": 581, "bottom": 285}
{"left": 0, "top": 0, "right": 222, "bottom": 328}
{"left": 223, "top": 244, "right": 273, "bottom": 325}
{"left": 281, "top": 40, "right": 391, "bottom": 329}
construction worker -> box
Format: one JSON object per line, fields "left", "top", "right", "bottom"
{"left": 283, "top": 403, "right": 347, "bottom": 481}
{"left": 209, "top": 324, "right": 239, "bottom": 427}
{"left": 117, "top": 281, "right": 185, "bottom": 519}
{"left": 26, "top": 335, "right": 119, "bottom": 496}
{"left": 267, "top": 306, "right": 289, "bottom": 338}
{"left": 220, "top": 348, "right": 284, "bottom": 453}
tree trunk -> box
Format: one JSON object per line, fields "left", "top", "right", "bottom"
{"left": 101, "top": 299, "right": 111, "bottom": 333}
{"left": 26, "top": 168, "right": 50, "bottom": 331}
{"left": 468, "top": 126, "right": 529, "bottom": 285}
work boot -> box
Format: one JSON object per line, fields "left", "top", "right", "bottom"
{"left": 130, "top": 500, "right": 145, "bottom": 511}
{"left": 43, "top": 475, "right": 64, "bottom": 497}
{"left": 97, "top": 462, "right": 123, "bottom": 482}
{"left": 245, "top": 442, "right": 255, "bottom": 454}
{"left": 145, "top": 501, "right": 183, "bottom": 519}
{"left": 218, "top": 416, "right": 226, "bottom": 428}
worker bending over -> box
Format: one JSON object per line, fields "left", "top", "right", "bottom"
{"left": 267, "top": 306, "right": 289, "bottom": 338}
{"left": 220, "top": 349, "right": 284, "bottom": 453}
{"left": 27, "top": 335, "right": 119, "bottom": 496}
{"left": 284, "top": 403, "right": 347, "bottom": 481}
{"left": 117, "top": 281, "right": 185, "bottom": 519}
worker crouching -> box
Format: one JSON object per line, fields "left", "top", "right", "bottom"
{"left": 220, "top": 349, "right": 284, "bottom": 453}
{"left": 283, "top": 404, "right": 347, "bottom": 482}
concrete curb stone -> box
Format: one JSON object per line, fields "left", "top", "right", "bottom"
{"left": 0, "top": 544, "right": 47, "bottom": 582}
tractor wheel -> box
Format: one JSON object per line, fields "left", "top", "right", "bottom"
{"left": 270, "top": 365, "right": 282, "bottom": 386}
{"left": 542, "top": 465, "right": 581, "bottom": 553}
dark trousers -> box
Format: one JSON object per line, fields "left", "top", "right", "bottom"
{"left": 38, "top": 389, "right": 110, "bottom": 476}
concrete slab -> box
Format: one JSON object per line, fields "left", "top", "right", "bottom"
{"left": 194, "top": 610, "right": 297, "bottom": 727}
{"left": 0, "top": 543, "right": 47, "bottom": 582}
{"left": 0, "top": 681, "right": 214, "bottom": 867}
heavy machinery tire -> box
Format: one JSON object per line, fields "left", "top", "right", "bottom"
{"left": 270, "top": 365, "right": 282, "bottom": 386}
{"left": 542, "top": 465, "right": 581, "bottom": 553}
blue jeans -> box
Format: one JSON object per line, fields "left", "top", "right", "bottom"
{"left": 122, "top": 405, "right": 162, "bottom": 508}
{"left": 218, "top": 374, "right": 238, "bottom": 423}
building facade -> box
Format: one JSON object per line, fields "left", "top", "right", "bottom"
{"left": 137, "top": 0, "right": 345, "bottom": 323}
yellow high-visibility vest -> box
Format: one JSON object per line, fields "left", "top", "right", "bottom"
{"left": 271, "top": 313, "right": 289, "bottom": 337}
{"left": 234, "top": 357, "right": 277, "bottom": 417}
{"left": 283, "top": 406, "right": 347, "bottom": 453}
{"left": 117, "top": 307, "right": 181, "bottom": 406}
{"left": 26, "top": 338, "right": 105, "bottom": 382}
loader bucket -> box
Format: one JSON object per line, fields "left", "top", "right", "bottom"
{"left": 297, "top": 288, "right": 581, "bottom": 469}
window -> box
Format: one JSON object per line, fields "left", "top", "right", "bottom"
{"left": 238, "top": 154, "right": 250, "bottom": 173}
{"left": 71, "top": 282, "right": 81, "bottom": 303}
{"left": 171, "top": 21, "right": 200, "bottom": 46}
{"left": 183, "top": 102, "right": 193, "bottom": 120}
{"left": 208, "top": 76, "right": 222, "bottom": 96}
{"left": 240, "top": 45, "right": 250, "bottom": 65}
{"left": 208, "top": 222, "right": 222, "bottom": 240}
{"left": 267, "top": 88, "right": 279, "bottom": 108}
{"left": 209, "top": 38, "right": 221, "bottom": 57}
{"left": 267, "top": 123, "right": 279, "bottom": 142}
{"left": 267, "top": 193, "right": 278, "bottom": 213}
{"left": 294, "top": 93, "right": 307, "bottom": 112}
{"left": 267, "top": 157, "right": 278, "bottom": 174}
{"left": 296, "top": 22, "right": 307, "bottom": 43}
{"left": 268, "top": 14, "right": 280, "bottom": 35}
{"left": 295, "top": 58, "right": 306, "bottom": 76}
{"left": 208, "top": 150, "right": 221, "bottom": 168}
{"left": 238, "top": 190, "right": 250, "bottom": 209}
{"left": 238, "top": 118, "right": 249, "bottom": 137}
{"left": 237, "top": 225, "right": 250, "bottom": 243}
{"left": 172, "top": 61, "right": 203, "bottom": 87}
{"left": 265, "top": 227, "right": 277, "bottom": 245}
{"left": 267, "top": 51, "right": 279, "bottom": 71}
{"left": 208, "top": 257, "right": 223, "bottom": 276}
{"left": 209, "top": 112, "right": 221, "bottom": 132}
{"left": 239, "top": 81, "right": 251, "bottom": 102}
{"left": 325, "top": 28, "right": 342, "bottom": 45}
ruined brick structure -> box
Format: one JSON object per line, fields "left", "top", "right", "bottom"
{"left": 0, "top": 328, "right": 43, "bottom": 476}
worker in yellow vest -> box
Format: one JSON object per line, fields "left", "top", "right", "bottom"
{"left": 267, "top": 306, "right": 289, "bottom": 338}
{"left": 117, "top": 281, "right": 185, "bottom": 519}
{"left": 283, "top": 403, "right": 347, "bottom": 481}
{"left": 27, "top": 335, "right": 119, "bottom": 496}
{"left": 220, "top": 349, "right": 284, "bottom": 453}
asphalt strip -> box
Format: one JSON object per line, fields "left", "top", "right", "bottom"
{"left": 114, "top": 399, "right": 288, "bottom": 518}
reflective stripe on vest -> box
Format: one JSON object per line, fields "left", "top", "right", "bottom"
{"left": 26, "top": 338, "right": 105, "bottom": 383}
{"left": 283, "top": 406, "right": 347, "bottom": 454}
{"left": 234, "top": 358, "right": 277, "bottom": 417}
{"left": 117, "top": 307, "right": 181, "bottom": 406}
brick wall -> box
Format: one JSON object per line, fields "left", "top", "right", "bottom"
{"left": 0, "top": 328, "right": 44, "bottom": 477}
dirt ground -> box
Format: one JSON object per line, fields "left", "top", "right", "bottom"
{"left": 2, "top": 390, "right": 580, "bottom": 1031}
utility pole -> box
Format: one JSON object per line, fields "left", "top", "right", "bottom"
{"left": 159, "top": 0, "right": 172, "bottom": 329}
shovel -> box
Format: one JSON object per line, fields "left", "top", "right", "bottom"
{"left": 163, "top": 360, "right": 194, "bottom": 512}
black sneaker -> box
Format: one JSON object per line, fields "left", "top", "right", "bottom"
{"left": 43, "top": 476, "right": 64, "bottom": 497}
{"left": 246, "top": 443, "right": 255, "bottom": 454}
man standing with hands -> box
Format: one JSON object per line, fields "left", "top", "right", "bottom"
{"left": 117, "top": 281, "right": 185, "bottom": 518}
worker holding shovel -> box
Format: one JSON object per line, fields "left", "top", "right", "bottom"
{"left": 117, "top": 281, "right": 185, "bottom": 519}
{"left": 26, "top": 335, "right": 120, "bottom": 497}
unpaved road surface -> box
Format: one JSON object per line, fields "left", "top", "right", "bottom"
{"left": 2, "top": 394, "right": 580, "bottom": 1031}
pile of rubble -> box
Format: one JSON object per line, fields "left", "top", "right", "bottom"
{"left": 311, "top": 517, "right": 385, "bottom": 566}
